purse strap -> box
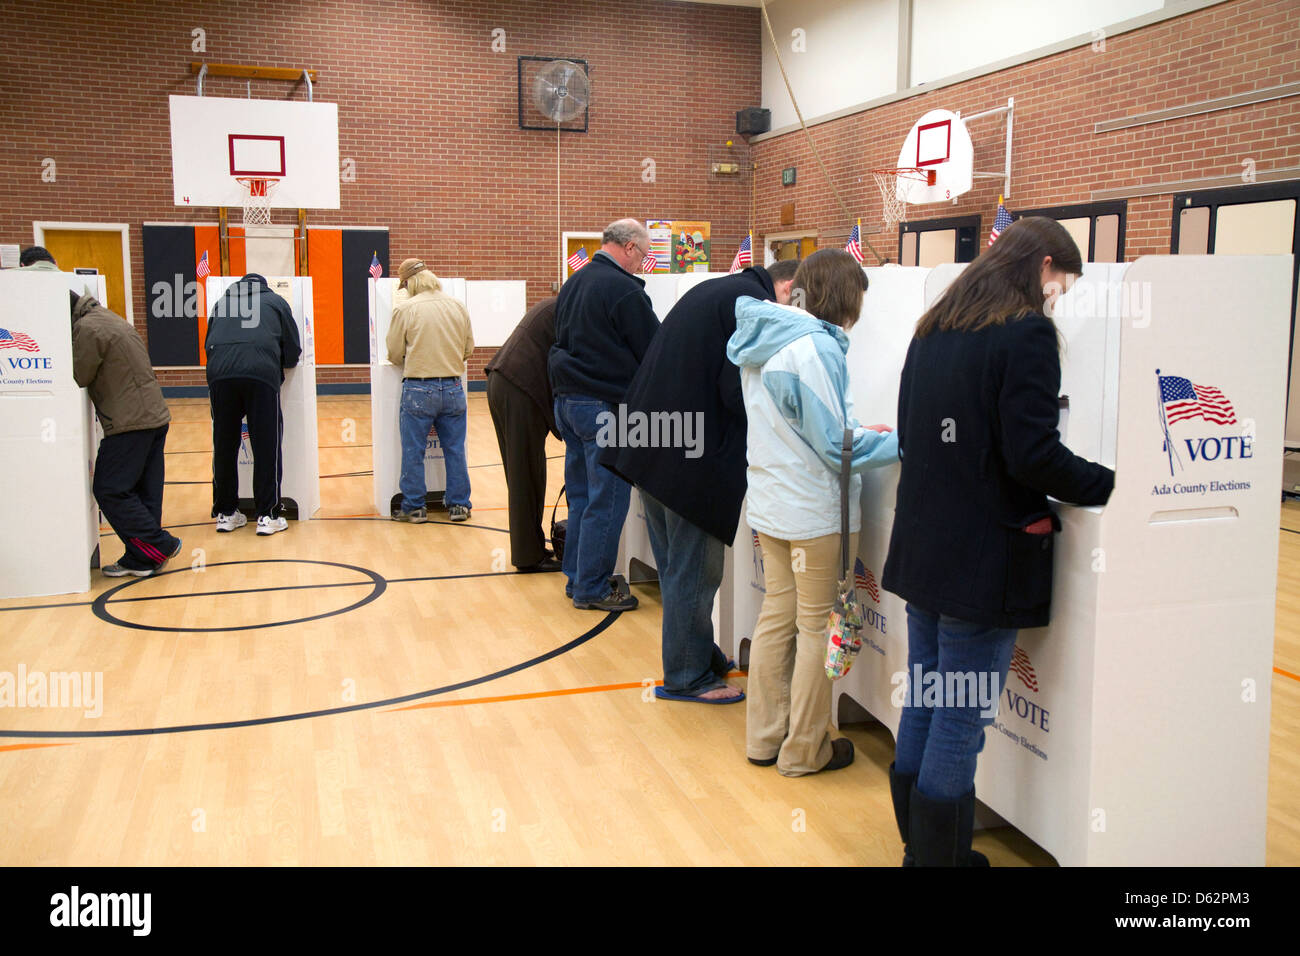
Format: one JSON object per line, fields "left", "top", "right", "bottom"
{"left": 839, "top": 427, "right": 852, "bottom": 579}
{"left": 550, "top": 484, "right": 566, "bottom": 526}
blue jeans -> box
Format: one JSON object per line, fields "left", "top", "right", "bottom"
{"left": 894, "top": 603, "right": 1017, "bottom": 800}
{"left": 554, "top": 394, "right": 631, "bottom": 602}
{"left": 399, "top": 378, "right": 470, "bottom": 513}
{"left": 641, "top": 492, "right": 729, "bottom": 695}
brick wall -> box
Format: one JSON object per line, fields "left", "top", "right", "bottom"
{"left": 0, "top": 0, "right": 762, "bottom": 387}
{"left": 751, "top": 0, "right": 1299, "bottom": 264}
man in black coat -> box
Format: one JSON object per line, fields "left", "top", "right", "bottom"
{"left": 205, "top": 274, "right": 302, "bottom": 536}
{"left": 602, "top": 260, "right": 799, "bottom": 701}
{"left": 549, "top": 219, "right": 660, "bottom": 611}
{"left": 486, "top": 295, "right": 561, "bottom": 572}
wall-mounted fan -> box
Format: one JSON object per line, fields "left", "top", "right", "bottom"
{"left": 519, "top": 57, "right": 591, "bottom": 287}
{"left": 518, "top": 57, "right": 589, "bottom": 132}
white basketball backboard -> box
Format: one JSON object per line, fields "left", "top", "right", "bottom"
{"left": 169, "top": 95, "right": 340, "bottom": 209}
{"left": 897, "top": 109, "right": 973, "bottom": 204}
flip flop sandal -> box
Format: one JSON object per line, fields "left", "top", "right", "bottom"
{"left": 654, "top": 686, "right": 745, "bottom": 705}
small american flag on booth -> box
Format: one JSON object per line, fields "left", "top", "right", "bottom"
{"left": 729, "top": 234, "right": 752, "bottom": 274}
{"left": 641, "top": 251, "right": 658, "bottom": 273}
{"left": 853, "top": 558, "right": 880, "bottom": 603}
{"left": 369, "top": 252, "right": 383, "bottom": 279}
{"left": 0, "top": 328, "right": 39, "bottom": 352}
{"left": 988, "top": 202, "right": 1013, "bottom": 246}
{"left": 1158, "top": 374, "right": 1237, "bottom": 426}
{"left": 196, "top": 250, "right": 211, "bottom": 279}
{"left": 567, "top": 247, "right": 590, "bottom": 272}
{"left": 1010, "top": 645, "right": 1039, "bottom": 692}
{"left": 845, "top": 222, "right": 863, "bottom": 263}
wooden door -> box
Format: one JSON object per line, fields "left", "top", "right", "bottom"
{"left": 40, "top": 228, "right": 127, "bottom": 318}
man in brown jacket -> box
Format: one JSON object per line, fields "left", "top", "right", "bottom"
{"left": 386, "top": 260, "right": 474, "bottom": 522}
{"left": 485, "top": 296, "right": 561, "bottom": 571}
{"left": 71, "top": 291, "right": 181, "bottom": 576}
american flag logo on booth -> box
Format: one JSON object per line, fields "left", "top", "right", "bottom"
{"left": 1010, "top": 645, "right": 1039, "bottom": 692}
{"left": 0, "top": 328, "right": 40, "bottom": 352}
{"left": 641, "top": 251, "right": 658, "bottom": 273}
{"left": 369, "top": 252, "right": 383, "bottom": 279}
{"left": 567, "top": 247, "right": 590, "bottom": 272}
{"left": 853, "top": 557, "right": 880, "bottom": 603}
{"left": 196, "top": 250, "right": 211, "bottom": 279}
{"left": 1158, "top": 374, "right": 1237, "bottom": 427}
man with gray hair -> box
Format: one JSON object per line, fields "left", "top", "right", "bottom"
{"left": 549, "top": 218, "right": 659, "bottom": 611}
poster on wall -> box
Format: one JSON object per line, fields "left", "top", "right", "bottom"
{"left": 670, "top": 221, "right": 711, "bottom": 273}
{"left": 646, "top": 221, "right": 672, "bottom": 274}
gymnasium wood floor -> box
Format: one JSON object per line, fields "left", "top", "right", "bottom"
{"left": 1, "top": 394, "right": 1297, "bottom": 866}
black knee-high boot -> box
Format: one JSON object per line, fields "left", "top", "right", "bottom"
{"left": 888, "top": 762, "right": 916, "bottom": 867}
{"left": 909, "top": 783, "right": 991, "bottom": 867}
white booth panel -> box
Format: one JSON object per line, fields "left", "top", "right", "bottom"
{"left": 465, "top": 280, "right": 527, "bottom": 349}
{"left": 205, "top": 276, "right": 319, "bottom": 520}
{"left": 0, "top": 272, "right": 99, "bottom": 598}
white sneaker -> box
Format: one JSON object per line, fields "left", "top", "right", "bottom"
{"left": 256, "top": 516, "right": 288, "bottom": 536}
{"left": 215, "top": 512, "right": 248, "bottom": 533}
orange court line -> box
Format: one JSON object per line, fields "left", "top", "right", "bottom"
{"left": 1276, "top": 666, "right": 1300, "bottom": 684}
{"left": 0, "top": 743, "right": 75, "bottom": 754}
{"left": 389, "top": 673, "right": 746, "bottom": 713}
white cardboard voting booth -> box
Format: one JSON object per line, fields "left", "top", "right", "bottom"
{"left": 722, "top": 254, "right": 1287, "bottom": 866}
{"left": 368, "top": 277, "right": 469, "bottom": 516}
{"left": 0, "top": 272, "right": 101, "bottom": 598}
{"left": 205, "top": 276, "right": 319, "bottom": 520}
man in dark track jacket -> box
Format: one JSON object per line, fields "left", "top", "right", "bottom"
{"left": 486, "top": 295, "right": 561, "bottom": 571}
{"left": 205, "top": 274, "right": 301, "bottom": 536}
{"left": 601, "top": 260, "right": 799, "bottom": 701}
{"left": 549, "top": 219, "right": 659, "bottom": 611}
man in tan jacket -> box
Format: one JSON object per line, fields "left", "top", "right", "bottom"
{"left": 386, "top": 260, "right": 474, "bottom": 522}
{"left": 71, "top": 291, "right": 181, "bottom": 576}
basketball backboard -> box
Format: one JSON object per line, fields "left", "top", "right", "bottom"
{"left": 169, "top": 95, "right": 340, "bottom": 209}
{"left": 896, "top": 109, "right": 973, "bottom": 204}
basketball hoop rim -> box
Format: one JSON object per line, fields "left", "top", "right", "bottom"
{"left": 235, "top": 176, "right": 281, "bottom": 197}
{"left": 870, "top": 167, "right": 937, "bottom": 186}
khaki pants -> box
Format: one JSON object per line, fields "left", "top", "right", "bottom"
{"left": 746, "top": 531, "right": 858, "bottom": 775}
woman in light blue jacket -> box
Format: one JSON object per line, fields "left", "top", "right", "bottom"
{"left": 727, "top": 249, "right": 898, "bottom": 775}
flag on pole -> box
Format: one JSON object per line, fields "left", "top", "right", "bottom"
{"left": 845, "top": 221, "right": 863, "bottom": 263}
{"left": 729, "top": 234, "right": 752, "bottom": 274}
{"left": 567, "top": 247, "right": 590, "bottom": 272}
{"left": 988, "top": 201, "right": 1013, "bottom": 246}
{"left": 641, "top": 251, "right": 658, "bottom": 273}
{"left": 369, "top": 252, "right": 383, "bottom": 279}
{"left": 196, "top": 250, "right": 210, "bottom": 279}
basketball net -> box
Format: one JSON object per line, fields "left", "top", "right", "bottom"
{"left": 871, "top": 168, "right": 936, "bottom": 227}
{"left": 236, "top": 177, "right": 279, "bottom": 226}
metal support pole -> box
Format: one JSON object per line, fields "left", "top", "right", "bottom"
{"left": 196, "top": 63, "right": 207, "bottom": 96}
{"left": 302, "top": 69, "right": 313, "bottom": 102}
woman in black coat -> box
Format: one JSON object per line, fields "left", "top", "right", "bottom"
{"left": 881, "top": 217, "right": 1115, "bottom": 866}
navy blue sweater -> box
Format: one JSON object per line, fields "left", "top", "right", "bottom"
{"left": 548, "top": 252, "right": 659, "bottom": 403}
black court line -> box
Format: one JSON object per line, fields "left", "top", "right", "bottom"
{"left": 1283, "top": 526, "right": 1300, "bottom": 536}
{"left": 0, "top": 567, "right": 558, "bottom": 614}
{"left": 97, "top": 516, "right": 512, "bottom": 536}
{"left": 321, "top": 471, "right": 374, "bottom": 478}
{"left": 469, "top": 454, "right": 564, "bottom": 469}
{"left": 0, "top": 612, "right": 620, "bottom": 739}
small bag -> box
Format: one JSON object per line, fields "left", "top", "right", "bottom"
{"left": 825, "top": 428, "right": 865, "bottom": 680}
{"left": 550, "top": 484, "right": 567, "bottom": 564}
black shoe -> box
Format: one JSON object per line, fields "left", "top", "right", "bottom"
{"left": 817, "top": 737, "right": 855, "bottom": 773}
{"left": 747, "top": 754, "right": 778, "bottom": 767}
{"left": 889, "top": 762, "right": 917, "bottom": 866}
{"left": 573, "top": 588, "right": 638, "bottom": 611}
{"left": 908, "top": 784, "right": 990, "bottom": 867}
{"left": 518, "top": 553, "right": 562, "bottom": 573}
